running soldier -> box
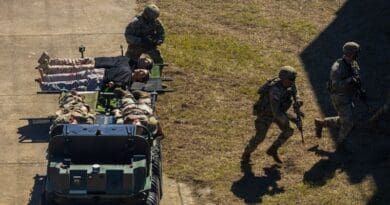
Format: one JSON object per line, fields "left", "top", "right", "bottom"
{"left": 125, "top": 4, "right": 165, "bottom": 65}
{"left": 241, "top": 66, "right": 303, "bottom": 166}
{"left": 314, "top": 42, "right": 365, "bottom": 148}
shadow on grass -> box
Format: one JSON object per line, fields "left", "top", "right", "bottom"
{"left": 18, "top": 118, "right": 52, "bottom": 143}
{"left": 27, "top": 175, "right": 45, "bottom": 205}
{"left": 304, "top": 129, "right": 390, "bottom": 204}
{"left": 300, "top": 0, "right": 390, "bottom": 203}
{"left": 231, "top": 164, "right": 284, "bottom": 204}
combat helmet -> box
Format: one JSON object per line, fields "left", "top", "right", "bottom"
{"left": 278, "top": 66, "right": 297, "bottom": 82}
{"left": 343, "top": 42, "right": 360, "bottom": 55}
{"left": 143, "top": 4, "right": 160, "bottom": 20}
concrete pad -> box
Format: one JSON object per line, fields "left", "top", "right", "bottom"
{"left": 0, "top": 0, "right": 195, "bottom": 204}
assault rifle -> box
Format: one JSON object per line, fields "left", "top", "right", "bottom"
{"left": 351, "top": 62, "right": 370, "bottom": 111}
{"left": 292, "top": 85, "right": 304, "bottom": 144}
{"left": 151, "top": 90, "right": 158, "bottom": 112}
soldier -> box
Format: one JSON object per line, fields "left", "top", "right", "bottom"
{"left": 314, "top": 42, "right": 363, "bottom": 148}
{"left": 124, "top": 4, "right": 165, "bottom": 65}
{"left": 241, "top": 66, "right": 303, "bottom": 165}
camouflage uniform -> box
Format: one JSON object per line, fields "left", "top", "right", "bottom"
{"left": 242, "top": 66, "right": 300, "bottom": 164}
{"left": 52, "top": 92, "right": 95, "bottom": 128}
{"left": 315, "top": 42, "right": 362, "bottom": 144}
{"left": 124, "top": 4, "right": 165, "bottom": 64}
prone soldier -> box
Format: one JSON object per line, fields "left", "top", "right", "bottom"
{"left": 241, "top": 66, "right": 303, "bottom": 166}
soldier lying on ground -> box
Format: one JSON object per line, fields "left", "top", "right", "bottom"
{"left": 51, "top": 91, "right": 96, "bottom": 130}
{"left": 36, "top": 52, "right": 151, "bottom": 91}
{"left": 36, "top": 51, "right": 95, "bottom": 74}
{"left": 112, "top": 88, "right": 163, "bottom": 137}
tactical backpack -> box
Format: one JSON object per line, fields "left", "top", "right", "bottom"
{"left": 253, "top": 78, "right": 279, "bottom": 115}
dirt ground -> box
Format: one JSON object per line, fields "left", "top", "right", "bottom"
{"left": 0, "top": 1, "right": 194, "bottom": 205}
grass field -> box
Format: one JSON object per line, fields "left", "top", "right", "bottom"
{"left": 137, "top": 0, "right": 388, "bottom": 204}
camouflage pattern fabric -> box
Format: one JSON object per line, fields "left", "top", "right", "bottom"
{"left": 321, "top": 59, "right": 359, "bottom": 143}
{"left": 36, "top": 52, "right": 104, "bottom": 91}
{"left": 40, "top": 64, "right": 95, "bottom": 74}
{"left": 52, "top": 92, "right": 95, "bottom": 129}
{"left": 124, "top": 15, "right": 165, "bottom": 64}
{"left": 242, "top": 79, "right": 297, "bottom": 160}
{"left": 40, "top": 69, "right": 104, "bottom": 82}
{"left": 115, "top": 91, "right": 159, "bottom": 134}
{"left": 39, "top": 78, "right": 101, "bottom": 91}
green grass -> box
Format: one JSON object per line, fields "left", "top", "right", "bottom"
{"left": 134, "top": 0, "right": 380, "bottom": 204}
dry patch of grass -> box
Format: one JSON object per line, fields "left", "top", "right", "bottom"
{"left": 138, "top": 0, "right": 378, "bottom": 204}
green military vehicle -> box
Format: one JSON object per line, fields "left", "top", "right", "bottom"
{"left": 42, "top": 123, "right": 162, "bottom": 205}
{"left": 40, "top": 63, "right": 169, "bottom": 205}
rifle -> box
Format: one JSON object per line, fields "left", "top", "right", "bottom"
{"left": 150, "top": 90, "right": 158, "bottom": 112}
{"left": 351, "top": 62, "right": 370, "bottom": 111}
{"left": 292, "top": 85, "right": 304, "bottom": 144}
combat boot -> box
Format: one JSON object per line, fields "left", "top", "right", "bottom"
{"left": 266, "top": 146, "right": 282, "bottom": 163}
{"left": 314, "top": 118, "right": 324, "bottom": 138}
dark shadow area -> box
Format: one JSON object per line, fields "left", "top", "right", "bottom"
{"left": 231, "top": 165, "right": 285, "bottom": 203}
{"left": 18, "top": 118, "right": 52, "bottom": 143}
{"left": 27, "top": 175, "right": 45, "bottom": 205}
{"left": 300, "top": 0, "right": 390, "bottom": 203}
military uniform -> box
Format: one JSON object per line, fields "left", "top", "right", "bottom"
{"left": 315, "top": 42, "right": 362, "bottom": 144}
{"left": 242, "top": 66, "right": 300, "bottom": 164}
{"left": 125, "top": 4, "right": 165, "bottom": 64}
{"left": 52, "top": 92, "right": 95, "bottom": 130}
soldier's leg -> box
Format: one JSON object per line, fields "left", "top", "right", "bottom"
{"left": 267, "top": 121, "right": 294, "bottom": 163}
{"left": 314, "top": 116, "right": 340, "bottom": 138}
{"left": 241, "top": 116, "right": 273, "bottom": 163}
{"left": 49, "top": 57, "right": 94, "bottom": 66}
{"left": 146, "top": 48, "right": 164, "bottom": 64}
{"left": 337, "top": 104, "right": 354, "bottom": 144}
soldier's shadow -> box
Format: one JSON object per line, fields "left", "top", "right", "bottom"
{"left": 231, "top": 164, "right": 285, "bottom": 204}
{"left": 303, "top": 145, "right": 346, "bottom": 186}
{"left": 304, "top": 135, "right": 390, "bottom": 204}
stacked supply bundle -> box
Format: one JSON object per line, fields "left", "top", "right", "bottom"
{"left": 35, "top": 52, "right": 104, "bottom": 91}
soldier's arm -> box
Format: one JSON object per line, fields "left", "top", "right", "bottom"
{"left": 330, "top": 62, "right": 352, "bottom": 91}
{"left": 155, "top": 20, "right": 165, "bottom": 44}
{"left": 125, "top": 18, "right": 142, "bottom": 45}
{"left": 269, "top": 87, "right": 290, "bottom": 126}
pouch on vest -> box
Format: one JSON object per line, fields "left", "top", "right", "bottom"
{"left": 253, "top": 78, "right": 278, "bottom": 115}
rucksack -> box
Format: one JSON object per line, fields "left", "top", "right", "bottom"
{"left": 253, "top": 78, "right": 278, "bottom": 115}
